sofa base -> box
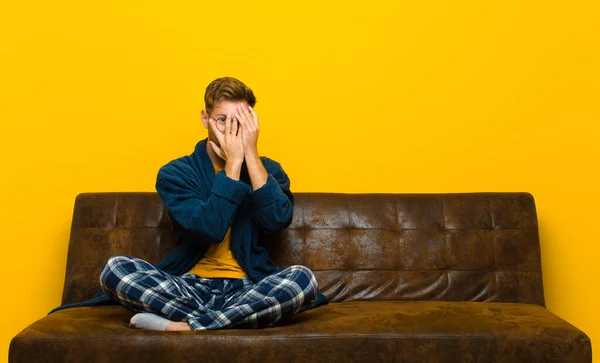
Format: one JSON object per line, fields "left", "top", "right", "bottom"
{"left": 10, "top": 301, "right": 591, "bottom": 363}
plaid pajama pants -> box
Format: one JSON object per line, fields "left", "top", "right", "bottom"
{"left": 99, "top": 255, "right": 318, "bottom": 330}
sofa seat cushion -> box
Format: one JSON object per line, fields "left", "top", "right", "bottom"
{"left": 10, "top": 301, "right": 590, "bottom": 363}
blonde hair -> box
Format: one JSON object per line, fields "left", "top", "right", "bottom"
{"left": 204, "top": 77, "right": 257, "bottom": 114}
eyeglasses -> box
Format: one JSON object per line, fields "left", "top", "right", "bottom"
{"left": 209, "top": 114, "right": 247, "bottom": 131}
{"left": 210, "top": 116, "right": 227, "bottom": 130}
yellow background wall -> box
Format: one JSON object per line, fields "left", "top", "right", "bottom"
{"left": 1, "top": 0, "right": 598, "bottom": 361}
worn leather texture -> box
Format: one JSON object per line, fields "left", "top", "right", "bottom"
{"left": 10, "top": 192, "right": 592, "bottom": 362}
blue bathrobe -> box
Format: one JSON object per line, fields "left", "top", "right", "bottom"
{"left": 48, "top": 138, "right": 328, "bottom": 315}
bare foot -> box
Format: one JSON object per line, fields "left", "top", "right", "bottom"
{"left": 165, "top": 321, "right": 191, "bottom": 331}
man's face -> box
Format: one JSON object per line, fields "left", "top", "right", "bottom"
{"left": 201, "top": 99, "right": 250, "bottom": 146}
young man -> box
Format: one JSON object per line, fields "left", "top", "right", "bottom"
{"left": 48, "top": 77, "right": 328, "bottom": 330}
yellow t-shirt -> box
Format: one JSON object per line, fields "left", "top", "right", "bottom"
{"left": 185, "top": 162, "right": 248, "bottom": 279}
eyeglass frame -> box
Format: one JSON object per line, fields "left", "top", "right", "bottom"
{"left": 209, "top": 115, "right": 228, "bottom": 131}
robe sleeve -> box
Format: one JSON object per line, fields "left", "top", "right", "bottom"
{"left": 248, "top": 159, "right": 294, "bottom": 233}
{"left": 156, "top": 162, "right": 251, "bottom": 244}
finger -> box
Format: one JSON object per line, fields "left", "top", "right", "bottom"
{"left": 239, "top": 104, "right": 255, "bottom": 131}
{"left": 232, "top": 119, "right": 239, "bottom": 136}
{"left": 209, "top": 140, "right": 223, "bottom": 158}
{"left": 236, "top": 119, "right": 242, "bottom": 136}
{"left": 236, "top": 121, "right": 243, "bottom": 139}
{"left": 208, "top": 119, "right": 224, "bottom": 145}
{"left": 248, "top": 106, "right": 259, "bottom": 129}
{"left": 241, "top": 104, "right": 254, "bottom": 129}
{"left": 209, "top": 140, "right": 218, "bottom": 154}
{"left": 225, "top": 113, "right": 232, "bottom": 136}
{"left": 208, "top": 118, "right": 225, "bottom": 144}
{"left": 234, "top": 107, "right": 246, "bottom": 128}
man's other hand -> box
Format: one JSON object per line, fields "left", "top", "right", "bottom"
{"left": 234, "top": 104, "right": 259, "bottom": 157}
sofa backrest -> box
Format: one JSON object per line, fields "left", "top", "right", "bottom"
{"left": 61, "top": 192, "right": 544, "bottom": 307}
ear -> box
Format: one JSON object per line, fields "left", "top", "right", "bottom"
{"left": 200, "top": 109, "right": 209, "bottom": 129}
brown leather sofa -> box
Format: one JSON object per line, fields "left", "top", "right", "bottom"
{"left": 10, "top": 192, "right": 591, "bottom": 362}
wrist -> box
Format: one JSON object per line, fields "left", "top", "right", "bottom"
{"left": 244, "top": 148, "right": 260, "bottom": 161}
{"left": 225, "top": 159, "right": 243, "bottom": 180}
{"left": 226, "top": 158, "right": 244, "bottom": 169}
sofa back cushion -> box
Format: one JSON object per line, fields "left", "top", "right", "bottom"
{"left": 61, "top": 192, "right": 544, "bottom": 306}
